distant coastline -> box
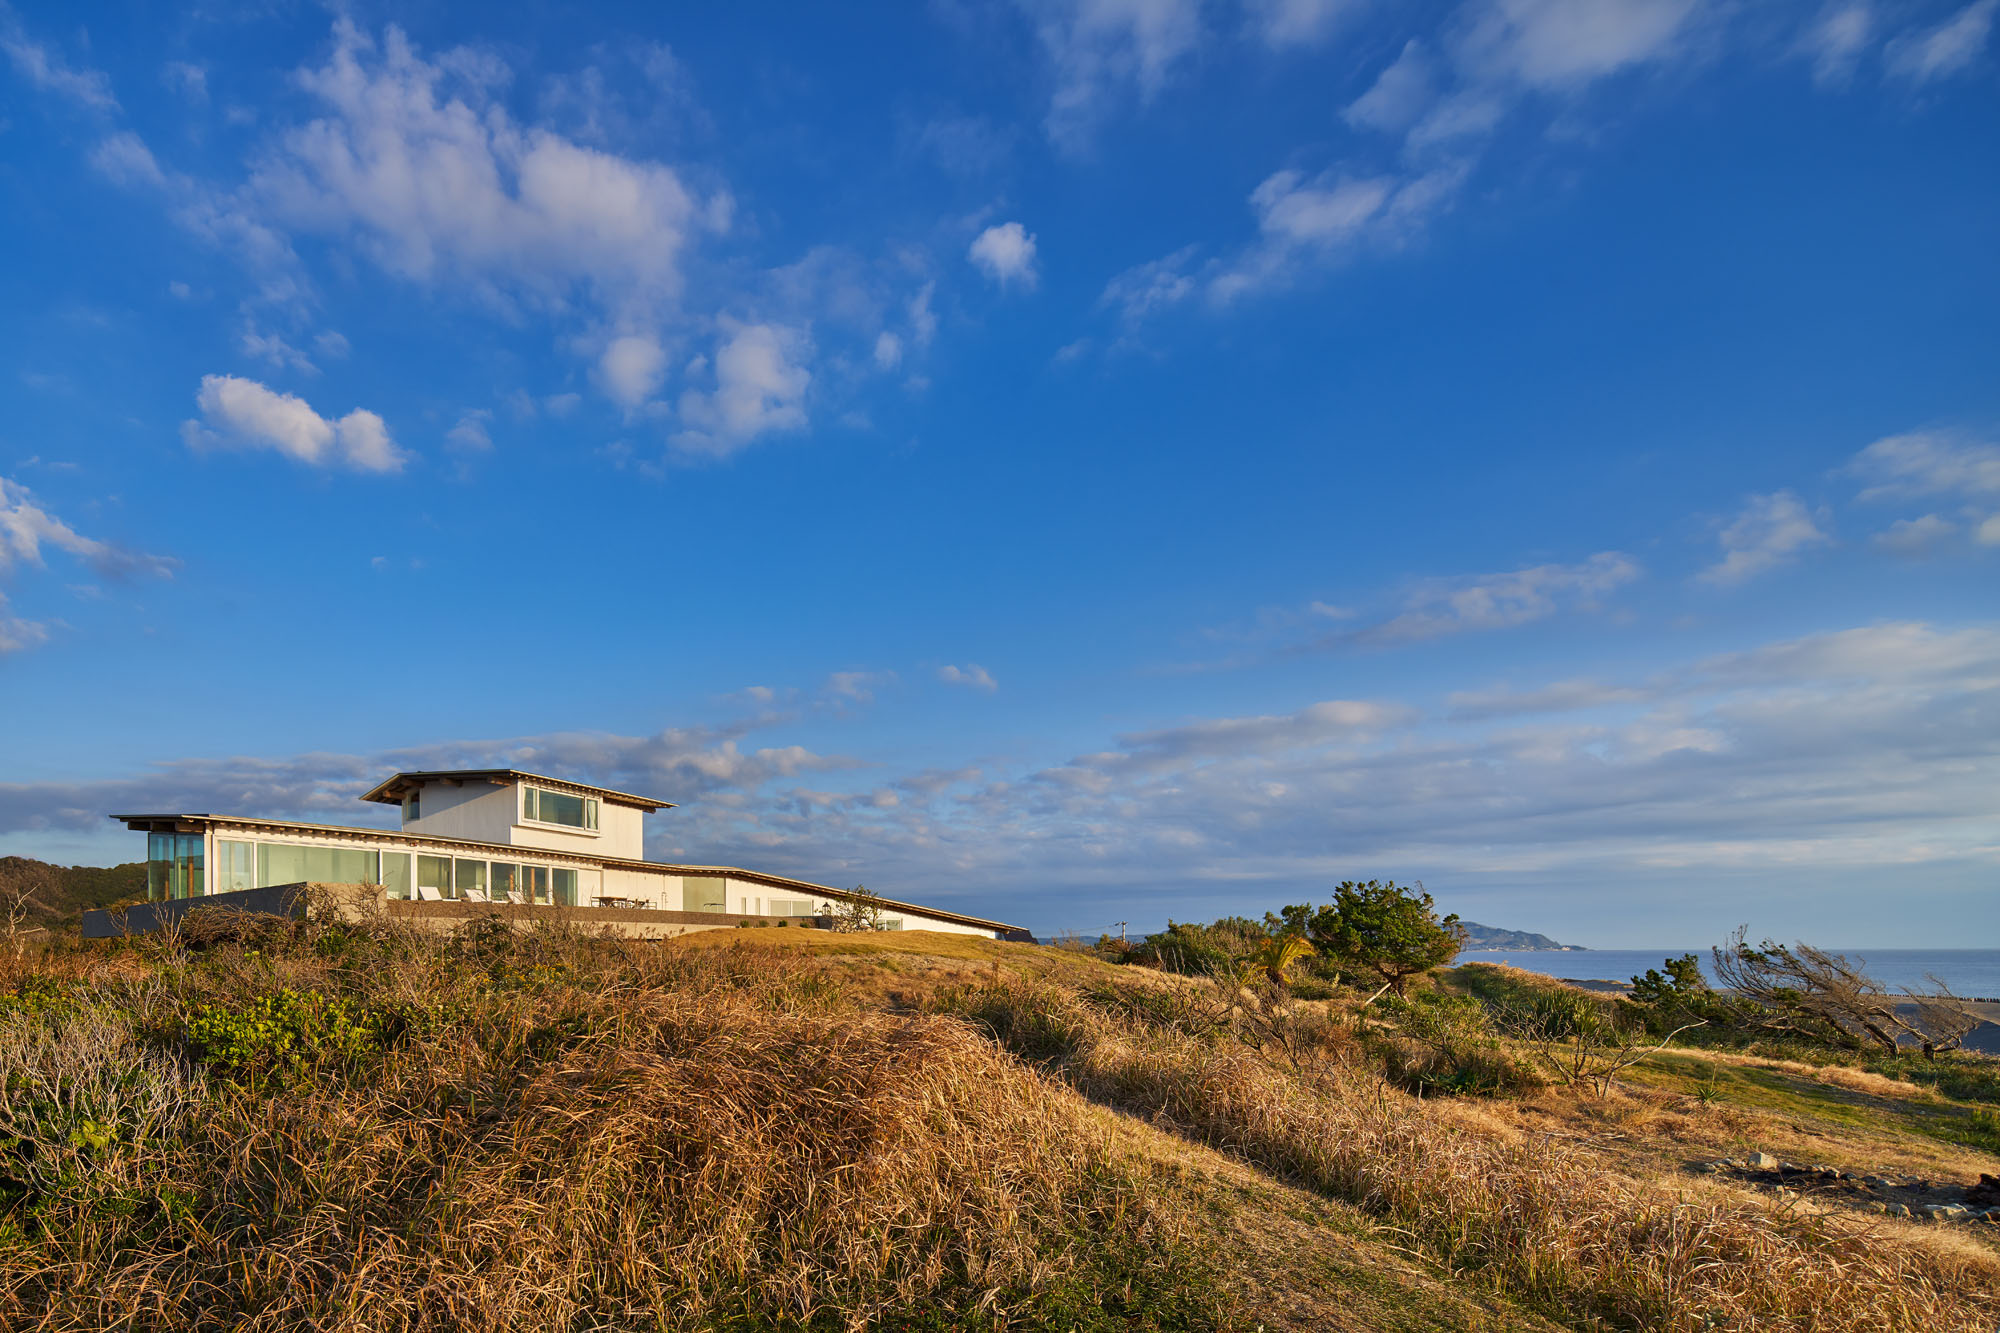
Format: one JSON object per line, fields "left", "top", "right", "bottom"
{"left": 1457, "top": 921, "right": 1584, "bottom": 952}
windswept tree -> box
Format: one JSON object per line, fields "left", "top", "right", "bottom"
{"left": 1279, "top": 881, "right": 1463, "bottom": 997}
{"left": 1706, "top": 928, "right": 1980, "bottom": 1059}
{"left": 817, "top": 885, "right": 888, "bottom": 933}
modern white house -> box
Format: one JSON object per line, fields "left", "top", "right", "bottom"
{"left": 101, "top": 767, "right": 1025, "bottom": 940}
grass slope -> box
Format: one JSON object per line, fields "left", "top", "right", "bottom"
{"left": 1, "top": 921, "right": 1995, "bottom": 1332}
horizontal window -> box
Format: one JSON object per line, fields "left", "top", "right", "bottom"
{"left": 255, "top": 842, "right": 379, "bottom": 889}
{"left": 522, "top": 786, "right": 598, "bottom": 831}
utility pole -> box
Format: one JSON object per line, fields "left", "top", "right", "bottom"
{"left": 1114, "top": 921, "right": 1127, "bottom": 944}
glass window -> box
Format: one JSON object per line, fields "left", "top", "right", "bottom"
{"left": 174, "top": 833, "right": 204, "bottom": 899}
{"left": 147, "top": 831, "right": 172, "bottom": 901}
{"left": 380, "top": 852, "right": 412, "bottom": 901}
{"left": 491, "top": 863, "right": 521, "bottom": 901}
{"left": 685, "top": 877, "right": 726, "bottom": 913}
{"left": 402, "top": 791, "right": 420, "bottom": 822}
{"left": 255, "top": 843, "right": 378, "bottom": 888}
{"left": 217, "top": 840, "right": 256, "bottom": 894}
{"left": 551, "top": 868, "right": 577, "bottom": 907}
{"left": 417, "top": 855, "right": 452, "bottom": 900}
{"left": 454, "top": 859, "right": 488, "bottom": 900}
{"left": 523, "top": 786, "right": 596, "bottom": 830}
{"left": 527, "top": 866, "right": 550, "bottom": 905}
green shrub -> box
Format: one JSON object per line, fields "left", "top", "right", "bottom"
{"left": 1373, "top": 992, "right": 1536, "bottom": 1096}
{"left": 182, "top": 988, "right": 391, "bottom": 1084}
{"left": 1130, "top": 921, "right": 1233, "bottom": 976}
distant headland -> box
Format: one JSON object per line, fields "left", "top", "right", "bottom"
{"left": 1457, "top": 921, "right": 1585, "bottom": 951}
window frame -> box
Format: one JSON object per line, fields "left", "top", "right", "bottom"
{"left": 520, "top": 784, "right": 600, "bottom": 833}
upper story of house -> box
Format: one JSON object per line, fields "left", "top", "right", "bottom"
{"left": 357, "top": 769, "right": 673, "bottom": 863}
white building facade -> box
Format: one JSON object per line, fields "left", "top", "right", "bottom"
{"left": 116, "top": 768, "right": 1021, "bottom": 940}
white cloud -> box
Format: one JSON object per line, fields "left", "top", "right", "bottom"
{"left": 0, "top": 478, "right": 176, "bottom": 654}
{"left": 0, "top": 603, "right": 51, "bottom": 657}
{"left": 1345, "top": 40, "right": 1436, "bottom": 132}
{"left": 240, "top": 324, "right": 318, "bottom": 374}
{"left": 1798, "top": 2, "right": 1875, "bottom": 85}
{"left": 1845, "top": 430, "right": 2000, "bottom": 500}
{"left": 1871, "top": 513, "right": 1955, "bottom": 557}
{"left": 908, "top": 282, "right": 938, "bottom": 347}
{"left": 1978, "top": 514, "right": 2000, "bottom": 547}
{"left": 1886, "top": 0, "right": 1997, "bottom": 82}
{"left": 183, "top": 374, "right": 407, "bottom": 473}
{"left": 596, "top": 334, "right": 670, "bottom": 408}
{"left": 0, "top": 478, "right": 175, "bottom": 581}
{"left": 937, "top": 663, "right": 998, "bottom": 692}
{"left": 259, "top": 24, "right": 707, "bottom": 309}
{"left": 89, "top": 132, "right": 166, "bottom": 189}
{"left": 1454, "top": 0, "right": 1708, "bottom": 89}
{"left": 674, "top": 322, "right": 811, "bottom": 456}
{"left": 873, "top": 331, "right": 903, "bottom": 369}
{"left": 1699, "top": 490, "right": 1832, "bottom": 585}
{"left": 1246, "top": 0, "right": 1364, "bottom": 48}
{"left": 1209, "top": 167, "right": 1462, "bottom": 302}
{"left": 1353, "top": 551, "right": 1642, "bottom": 645}
{"left": 446, "top": 410, "right": 493, "bottom": 453}
{"left": 314, "top": 330, "right": 351, "bottom": 360}
{"left": 1446, "top": 678, "right": 1650, "bottom": 720}
{"left": 968, "top": 221, "right": 1040, "bottom": 287}
{"left": 1099, "top": 246, "right": 1197, "bottom": 326}
{"left": 1022, "top": 0, "right": 1202, "bottom": 150}
{"left": 0, "top": 16, "right": 118, "bottom": 111}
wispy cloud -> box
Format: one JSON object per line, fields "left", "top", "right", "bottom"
{"left": 1885, "top": 0, "right": 1997, "bottom": 83}
{"left": 1, "top": 12, "right": 118, "bottom": 111}
{"left": 937, "top": 663, "right": 998, "bottom": 691}
{"left": 1020, "top": 0, "right": 1202, "bottom": 152}
{"left": 1698, "top": 490, "right": 1831, "bottom": 585}
{"left": 1344, "top": 551, "right": 1641, "bottom": 646}
{"left": 0, "top": 477, "right": 177, "bottom": 656}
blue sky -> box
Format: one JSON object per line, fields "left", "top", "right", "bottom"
{"left": 2, "top": 0, "right": 1997, "bottom": 946}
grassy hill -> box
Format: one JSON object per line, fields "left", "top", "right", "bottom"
{"left": 0, "top": 857, "right": 146, "bottom": 930}
{"left": 1, "top": 918, "right": 1994, "bottom": 1331}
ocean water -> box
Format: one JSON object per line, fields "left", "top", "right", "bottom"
{"left": 1456, "top": 948, "right": 2000, "bottom": 1000}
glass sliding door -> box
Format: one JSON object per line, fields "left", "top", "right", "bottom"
{"left": 147, "top": 831, "right": 172, "bottom": 901}
{"left": 527, "top": 866, "right": 550, "bottom": 905}
{"left": 453, "top": 859, "right": 488, "bottom": 901}
{"left": 490, "top": 863, "right": 521, "bottom": 903}
{"left": 551, "top": 868, "right": 576, "bottom": 907}
{"left": 381, "top": 852, "right": 412, "bottom": 901}
{"left": 417, "top": 855, "right": 452, "bottom": 900}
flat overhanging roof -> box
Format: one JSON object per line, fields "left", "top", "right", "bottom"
{"left": 357, "top": 769, "right": 674, "bottom": 811}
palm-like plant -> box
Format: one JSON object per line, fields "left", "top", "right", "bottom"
{"left": 1248, "top": 932, "right": 1316, "bottom": 988}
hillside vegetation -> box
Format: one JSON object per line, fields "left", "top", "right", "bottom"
{"left": 1, "top": 912, "right": 1996, "bottom": 1331}
{"left": 0, "top": 856, "right": 147, "bottom": 930}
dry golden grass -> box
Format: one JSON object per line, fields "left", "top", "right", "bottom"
{"left": 936, "top": 975, "right": 2000, "bottom": 1333}
{"left": 0, "top": 924, "right": 1226, "bottom": 1332}
{"left": 7, "top": 921, "right": 1999, "bottom": 1333}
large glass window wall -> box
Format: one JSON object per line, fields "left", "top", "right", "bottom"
{"left": 146, "top": 831, "right": 204, "bottom": 901}
{"left": 152, "top": 832, "right": 588, "bottom": 907}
